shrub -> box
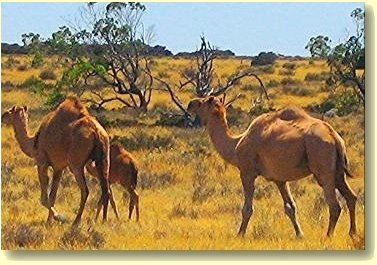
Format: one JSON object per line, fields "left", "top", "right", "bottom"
{"left": 17, "top": 64, "right": 28, "bottom": 71}
{"left": 280, "top": 77, "right": 301, "bottom": 86}
{"left": 307, "top": 89, "right": 361, "bottom": 116}
{"left": 279, "top": 69, "right": 295, "bottom": 76}
{"left": 138, "top": 171, "right": 176, "bottom": 190}
{"left": 304, "top": 72, "right": 330, "bottom": 82}
{"left": 282, "top": 62, "right": 297, "bottom": 70}
{"left": 266, "top": 79, "right": 279, "bottom": 88}
{"left": 19, "top": 76, "right": 45, "bottom": 91}
{"left": 281, "top": 86, "right": 313, "bottom": 96}
{"left": 112, "top": 132, "right": 173, "bottom": 151}
{"left": 2, "top": 223, "right": 45, "bottom": 249}
{"left": 59, "top": 227, "right": 106, "bottom": 249}
{"left": 251, "top": 51, "right": 278, "bottom": 66}
{"left": 39, "top": 69, "right": 57, "bottom": 80}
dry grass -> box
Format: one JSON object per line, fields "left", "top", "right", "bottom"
{"left": 1, "top": 55, "right": 364, "bottom": 250}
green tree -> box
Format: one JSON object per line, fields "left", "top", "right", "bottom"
{"left": 305, "top": 8, "right": 365, "bottom": 101}
{"left": 22, "top": 2, "right": 154, "bottom": 110}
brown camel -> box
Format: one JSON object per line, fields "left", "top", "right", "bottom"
{"left": 2, "top": 96, "right": 111, "bottom": 225}
{"left": 85, "top": 142, "right": 140, "bottom": 221}
{"left": 187, "top": 96, "right": 357, "bottom": 237}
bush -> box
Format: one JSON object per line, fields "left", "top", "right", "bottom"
{"left": 308, "top": 89, "right": 361, "bottom": 116}
{"left": 280, "top": 77, "right": 301, "bottom": 86}
{"left": 59, "top": 227, "right": 106, "bottom": 249}
{"left": 39, "top": 69, "right": 57, "bottom": 80}
{"left": 138, "top": 171, "right": 176, "bottom": 190}
{"left": 112, "top": 132, "right": 173, "bottom": 151}
{"left": 17, "top": 64, "right": 28, "bottom": 71}
{"left": 19, "top": 76, "right": 45, "bottom": 90}
{"left": 2, "top": 223, "right": 45, "bottom": 249}
{"left": 281, "top": 86, "right": 313, "bottom": 96}
{"left": 304, "top": 72, "right": 330, "bottom": 82}
{"left": 251, "top": 51, "right": 278, "bottom": 66}
{"left": 279, "top": 69, "right": 295, "bottom": 76}
{"left": 266, "top": 79, "right": 279, "bottom": 88}
{"left": 282, "top": 62, "right": 297, "bottom": 70}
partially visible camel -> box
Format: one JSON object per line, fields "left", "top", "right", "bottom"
{"left": 187, "top": 96, "right": 357, "bottom": 237}
{"left": 85, "top": 142, "right": 140, "bottom": 221}
{"left": 2, "top": 96, "right": 111, "bottom": 225}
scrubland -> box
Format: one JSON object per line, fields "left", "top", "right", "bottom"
{"left": 1, "top": 55, "right": 364, "bottom": 250}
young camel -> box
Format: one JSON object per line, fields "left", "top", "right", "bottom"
{"left": 85, "top": 142, "right": 140, "bottom": 221}
{"left": 1, "top": 96, "right": 111, "bottom": 225}
{"left": 187, "top": 96, "right": 357, "bottom": 238}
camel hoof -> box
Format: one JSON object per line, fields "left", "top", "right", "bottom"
{"left": 54, "top": 214, "right": 68, "bottom": 224}
{"left": 237, "top": 231, "right": 246, "bottom": 238}
{"left": 296, "top": 233, "right": 304, "bottom": 239}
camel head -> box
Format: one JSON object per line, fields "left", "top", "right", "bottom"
{"left": 2, "top": 106, "right": 29, "bottom": 126}
{"left": 187, "top": 96, "right": 226, "bottom": 125}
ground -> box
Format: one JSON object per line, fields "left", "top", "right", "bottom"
{"left": 1, "top": 55, "right": 364, "bottom": 250}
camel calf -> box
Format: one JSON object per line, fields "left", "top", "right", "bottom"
{"left": 86, "top": 142, "right": 140, "bottom": 221}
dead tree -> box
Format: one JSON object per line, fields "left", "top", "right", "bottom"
{"left": 154, "top": 36, "right": 269, "bottom": 127}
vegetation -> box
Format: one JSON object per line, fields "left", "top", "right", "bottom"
{"left": 306, "top": 8, "right": 365, "bottom": 101}
{"left": 1, "top": 54, "right": 364, "bottom": 250}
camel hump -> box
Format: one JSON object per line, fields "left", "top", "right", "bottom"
{"left": 56, "top": 96, "right": 89, "bottom": 117}
{"left": 278, "top": 105, "right": 310, "bottom": 121}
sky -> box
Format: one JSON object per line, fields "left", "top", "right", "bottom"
{"left": 1, "top": 2, "right": 364, "bottom": 56}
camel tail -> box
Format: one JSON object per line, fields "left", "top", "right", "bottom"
{"left": 330, "top": 125, "right": 356, "bottom": 179}
{"left": 92, "top": 132, "right": 111, "bottom": 219}
{"left": 130, "top": 162, "right": 138, "bottom": 189}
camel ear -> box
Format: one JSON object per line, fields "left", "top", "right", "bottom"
{"left": 187, "top": 99, "right": 202, "bottom": 114}
{"left": 11, "top": 106, "right": 16, "bottom": 112}
{"left": 23, "top": 106, "right": 28, "bottom": 112}
{"left": 208, "top": 96, "right": 215, "bottom": 102}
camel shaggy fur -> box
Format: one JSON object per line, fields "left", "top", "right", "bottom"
{"left": 85, "top": 142, "right": 140, "bottom": 221}
{"left": 187, "top": 96, "right": 357, "bottom": 237}
{"left": 2, "top": 97, "right": 111, "bottom": 225}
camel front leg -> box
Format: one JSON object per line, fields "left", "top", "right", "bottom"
{"left": 95, "top": 188, "right": 118, "bottom": 220}
{"left": 37, "top": 164, "right": 50, "bottom": 210}
{"left": 238, "top": 170, "right": 256, "bottom": 237}
{"left": 276, "top": 181, "right": 304, "bottom": 237}
{"left": 71, "top": 167, "right": 89, "bottom": 226}
{"left": 47, "top": 169, "right": 63, "bottom": 223}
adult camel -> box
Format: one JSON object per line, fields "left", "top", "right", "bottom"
{"left": 2, "top": 96, "right": 110, "bottom": 225}
{"left": 187, "top": 96, "right": 357, "bottom": 237}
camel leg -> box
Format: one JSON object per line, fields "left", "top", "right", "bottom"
{"left": 71, "top": 167, "right": 89, "bottom": 226}
{"left": 109, "top": 188, "right": 120, "bottom": 219}
{"left": 322, "top": 182, "right": 341, "bottom": 237}
{"left": 276, "top": 181, "right": 304, "bottom": 237}
{"left": 128, "top": 188, "right": 140, "bottom": 221}
{"left": 47, "top": 169, "right": 63, "bottom": 223}
{"left": 37, "top": 164, "right": 50, "bottom": 210}
{"left": 238, "top": 170, "right": 256, "bottom": 237}
{"left": 336, "top": 177, "right": 357, "bottom": 236}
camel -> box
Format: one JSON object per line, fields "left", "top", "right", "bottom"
{"left": 187, "top": 96, "right": 357, "bottom": 237}
{"left": 1, "top": 96, "right": 111, "bottom": 225}
{"left": 85, "top": 142, "right": 140, "bottom": 221}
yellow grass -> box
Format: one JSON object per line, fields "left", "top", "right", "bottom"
{"left": 1, "top": 55, "right": 364, "bottom": 250}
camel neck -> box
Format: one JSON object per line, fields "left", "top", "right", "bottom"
{"left": 207, "top": 114, "right": 242, "bottom": 166}
{"left": 12, "top": 120, "right": 36, "bottom": 158}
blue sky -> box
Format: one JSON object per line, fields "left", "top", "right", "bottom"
{"left": 1, "top": 2, "right": 364, "bottom": 56}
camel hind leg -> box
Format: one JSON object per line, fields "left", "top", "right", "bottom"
{"left": 95, "top": 188, "right": 119, "bottom": 221}
{"left": 305, "top": 125, "right": 341, "bottom": 236}
{"left": 336, "top": 174, "right": 357, "bottom": 236}
{"left": 128, "top": 188, "right": 140, "bottom": 221}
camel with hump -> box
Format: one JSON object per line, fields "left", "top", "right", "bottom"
{"left": 187, "top": 96, "right": 357, "bottom": 237}
{"left": 85, "top": 142, "right": 140, "bottom": 221}
{"left": 2, "top": 96, "right": 111, "bottom": 225}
